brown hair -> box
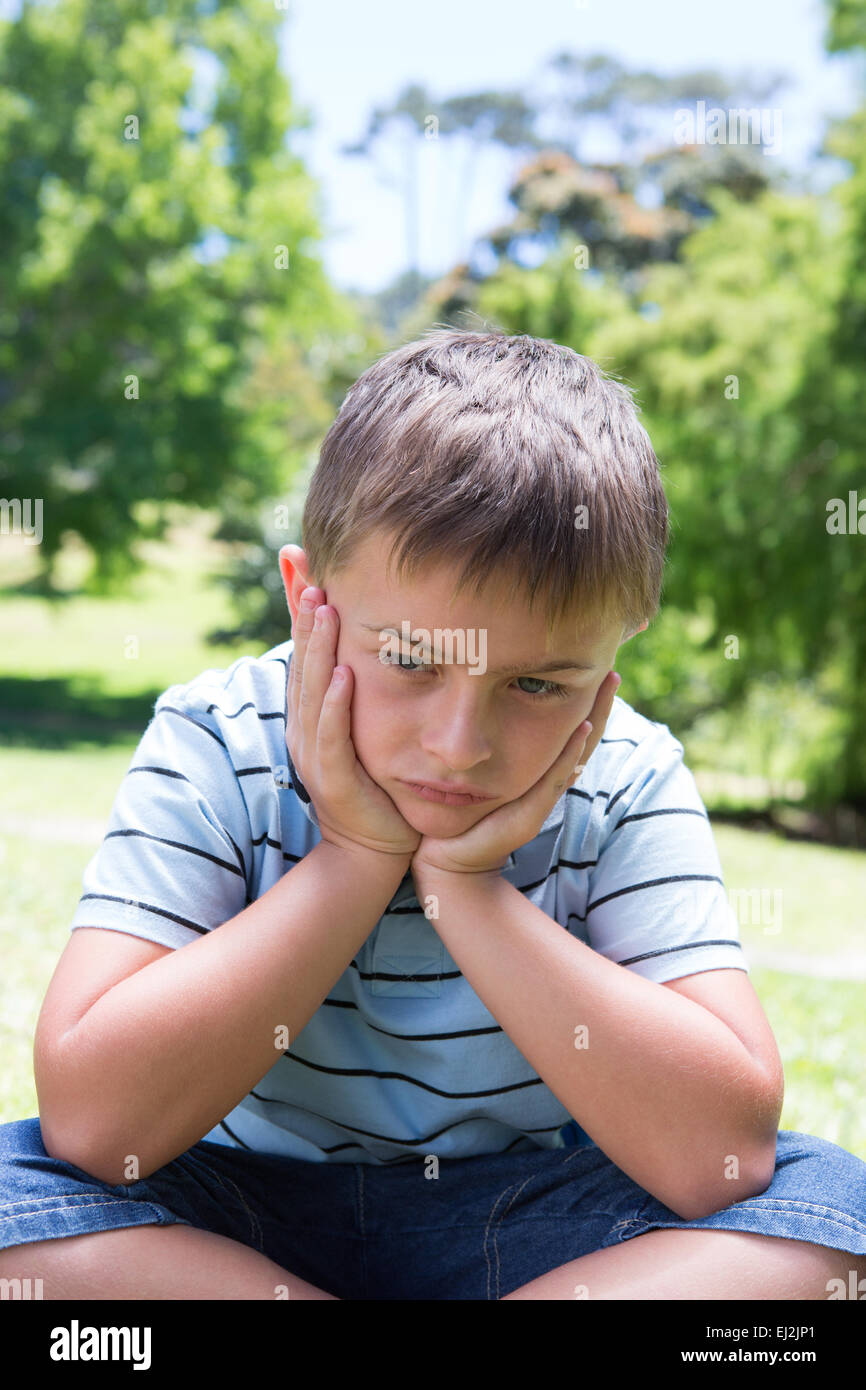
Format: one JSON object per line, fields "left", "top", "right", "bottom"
{"left": 301, "top": 327, "right": 669, "bottom": 638}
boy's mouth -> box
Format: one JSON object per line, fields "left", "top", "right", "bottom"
{"left": 400, "top": 780, "right": 495, "bottom": 806}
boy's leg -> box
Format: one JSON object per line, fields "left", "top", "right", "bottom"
{"left": 0, "top": 1120, "right": 343, "bottom": 1300}
{"left": 467, "top": 1130, "right": 866, "bottom": 1302}
{"left": 0, "top": 1224, "right": 338, "bottom": 1300}
{"left": 502, "top": 1229, "right": 866, "bottom": 1300}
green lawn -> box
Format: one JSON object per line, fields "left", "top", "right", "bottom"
{"left": 748, "top": 969, "right": 865, "bottom": 1158}
{"left": 712, "top": 822, "right": 866, "bottom": 962}
{"left": 0, "top": 507, "right": 264, "bottom": 750}
{"left": 2, "top": 511, "right": 864, "bottom": 1160}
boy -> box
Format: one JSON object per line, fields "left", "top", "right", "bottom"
{"left": 1, "top": 328, "right": 865, "bottom": 1300}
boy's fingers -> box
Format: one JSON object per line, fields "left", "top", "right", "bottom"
{"left": 507, "top": 720, "right": 592, "bottom": 834}
{"left": 316, "top": 663, "right": 355, "bottom": 778}
{"left": 296, "top": 601, "right": 335, "bottom": 744}
{"left": 565, "top": 720, "right": 593, "bottom": 782}
{"left": 287, "top": 588, "right": 321, "bottom": 717}
{"left": 579, "top": 670, "right": 621, "bottom": 766}
{"left": 540, "top": 672, "right": 620, "bottom": 799}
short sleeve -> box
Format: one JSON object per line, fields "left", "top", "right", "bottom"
{"left": 575, "top": 725, "right": 748, "bottom": 984}
{"left": 70, "top": 689, "right": 252, "bottom": 949}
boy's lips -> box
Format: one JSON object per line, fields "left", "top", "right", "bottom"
{"left": 400, "top": 778, "right": 495, "bottom": 805}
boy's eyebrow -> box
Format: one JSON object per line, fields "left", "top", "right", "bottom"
{"left": 359, "top": 623, "right": 597, "bottom": 674}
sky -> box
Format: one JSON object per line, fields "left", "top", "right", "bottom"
{"left": 278, "top": 0, "right": 864, "bottom": 291}
{"left": 2, "top": 0, "right": 863, "bottom": 292}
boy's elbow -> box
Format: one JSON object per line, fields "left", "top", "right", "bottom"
{"left": 669, "top": 1140, "right": 779, "bottom": 1222}
{"left": 676, "top": 1072, "right": 784, "bottom": 1221}
{"left": 39, "top": 1115, "right": 108, "bottom": 1184}
{"left": 38, "top": 1113, "right": 140, "bottom": 1188}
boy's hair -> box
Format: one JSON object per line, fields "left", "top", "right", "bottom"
{"left": 301, "top": 327, "right": 669, "bottom": 638}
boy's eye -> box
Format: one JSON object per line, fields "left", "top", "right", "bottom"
{"left": 377, "top": 650, "right": 572, "bottom": 701}
{"left": 516, "top": 675, "right": 571, "bottom": 700}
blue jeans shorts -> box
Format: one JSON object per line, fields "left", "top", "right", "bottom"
{"left": 1, "top": 1119, "right": 865, "bottom": 1299}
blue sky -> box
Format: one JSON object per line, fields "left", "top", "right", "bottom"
{"left": 3, "top": 0, "right": 862, "bottom": 292}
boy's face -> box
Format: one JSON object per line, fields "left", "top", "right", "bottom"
{"left": 279, "top": 532, "right": 642, "bottom": 837}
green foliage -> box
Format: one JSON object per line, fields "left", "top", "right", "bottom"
{"left": 206, "top": 318, "right": 390, "bottom": 649}
{"left": 824, "top": 0, "right": 866, "bottom": 51}
{"left": 0, "top": 0, "right": 345, "bottom": 589}
{"left": 473, "top": 171, "right": 866, "bottom": 805}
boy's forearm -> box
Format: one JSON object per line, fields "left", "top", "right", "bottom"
{"left": 40, "top": 839, "right": 410, "bottom": 1185}
{"left": 415, "top": 868, "right": 782, "bottom": 1222}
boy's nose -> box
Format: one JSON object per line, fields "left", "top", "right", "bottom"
{"left": 417, "top": 702, "right": 494, "bottom": 774}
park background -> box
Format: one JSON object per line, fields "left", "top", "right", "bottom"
{"left": 1, "top": 0, "right": 865, "bottom": 1158}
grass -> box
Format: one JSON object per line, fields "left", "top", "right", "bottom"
{"left": 712, "top": 823, "right": 866, "bottom": 962}
{"left": 749, "top": 969, "right": 866, "bottom": 1157}
{"left": 0, "top": 507, "right": 266, "bottom": 748}
{"left": 1, "top": 511, "right": 865, "bottom": 1161}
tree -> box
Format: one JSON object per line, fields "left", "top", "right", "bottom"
{"left": 342, "top": 82, "right": 542, "bottom": 274}
{"left": 0, "top": 0, "right": 344, "bottom": 589}
{"left": 539, "top": 50, "right": 786, "bottom": 166}
{"left": 387, "top": 55, "right": 793, "bottom": 328}
{"left": 474, "top": 174, "right": 866, "bottom": 808}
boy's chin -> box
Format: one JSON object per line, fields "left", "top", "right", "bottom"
{"left": 399, "top": 798, "right": 494, "bottom": 836}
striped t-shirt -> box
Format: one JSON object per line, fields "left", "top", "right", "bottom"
{"left": 70, "top": 638, "right": 749, "bottom": 1165}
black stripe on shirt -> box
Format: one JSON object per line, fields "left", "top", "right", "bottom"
{"left": 205, "top": 701, "right": 284, "bottom": 720}
{"left": 617, "top": 938, "right": 744, "bottom": 967}
{"left": 218, "top": 1117, "right": 252, "bottom": 1148}
{"left": 127, "top": 766, "right": 191, "bottom": 781}
{"left": 276, "top": 1051, "right": 543, "bottom": 1100}
{"left": 156, "top": 705, "right": 229, "bottom": 750}
{"left": 124, "top": 762, "right": 248, "bottom": 882}
{"left": 610, "top": 806, "right": 708, "bottom": 833}
{"left": 604, "top": 782, "right": 634, "bottom": 816}
{"left": 567, "top": 787, "right": 611, "bottom": 804}
{"left": 348, "top": 959, "right": 464, "bottom": 983}
{"left": 103, "top": 828, "right": 244, "bottom": 877}
{"left": 587, "top": 872, "right": 723, "bottom": 914}
{"left": 240, "top": 1095, "right": 561, "bottom": 1149}
{"left": 78, "top": 892, "right": 210, "bottom": 936}
{"left": 511, "top": 862, "right": 595, "bottom": 894}
{"left": 325, "top": 1125, "right": 559, "bottom": 1156}
{"left": 221, "top": 826, "right": 249, "bottom": 883}
{"left": 317, "top": 1001, "right": 507, "bottom": 1043}
{"left": 251, "top": 831, "right": 284, "bottom": 852}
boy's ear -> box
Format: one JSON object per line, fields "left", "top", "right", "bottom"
{"left": 620, "top": 619, "right": 649, "bottom": 645}
{"left": 278, "top": 544, "right": 317, "bottom": 623}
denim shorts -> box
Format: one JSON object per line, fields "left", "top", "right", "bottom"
{"left": 2, "top": 1118, "right": 865, "bottom": 1299}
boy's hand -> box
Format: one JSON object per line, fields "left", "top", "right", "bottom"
{"left": 410, "top": 670, "right": 622, "bottom": 880}
{"left": 286, "top": 588, "right": 422, "bottom": 859}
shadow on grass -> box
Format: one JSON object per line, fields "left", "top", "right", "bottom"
{"left": 710, "top": 806, "right": 866, "bottom": 851}
{"left": 0, "top": 677, "right": 161, "bottom": 748}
